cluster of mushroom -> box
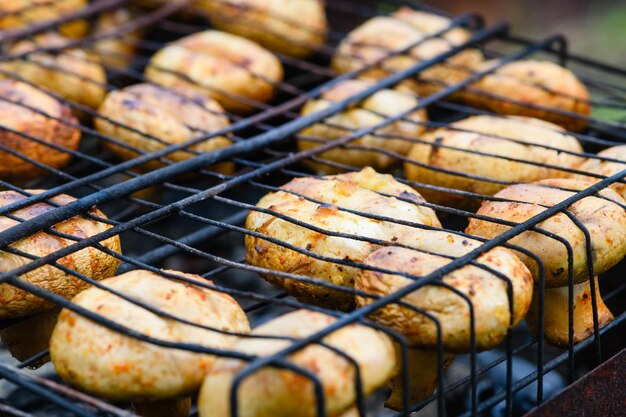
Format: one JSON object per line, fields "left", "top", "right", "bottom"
{"left": 0, "top": 187, "right": 399, "bottom": 417}
{"left": 245, "top": 163, "right": 626, "bottom": 407}
{"left": 0, "top": 2, "right": 625, "bottom": 416}
{"left": 0, "top": 0, "right": 329, "bottom": 180}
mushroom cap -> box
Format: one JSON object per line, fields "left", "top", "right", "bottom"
{"left": 355, "top": 244, "right": 533, "bottom": 351}
{"left": 95, "top": 83, "right": 233, "bottom": 173}
{"left": 245, "top": 167, "right": 441, "bottom": 308}
{"left": 0, "top": 190, "right": 121, "bottom": 319}
{"left": 145, "top": 30, "right": 283, "bottom": 114}
{"left": 465, "top": 60, "right": 590, "bottom": 131}
{"left": 204, "top": 0, "right": 328, "bottom": 58}
{"left": 0, "top": 79, "right": 81, "bottom": 178}
{"left": 198, "top": 309, "right": 396, "bottom": 417}
{"left": 50, "top": 270, "right": 250, "bottom": 402}
{"left": 331, "top": 14, "right": 482, "bottom": 97}
{"left": 391, "top": 7, "right": 472, "bottom": 46}
{"left": 298, "top": 79, "right": 427, "bottom": 173}
{"left": 466, "top": 178, "right": 626, "bottom": 287}
{"left": 0, "top": 0, "right": 88, "bottom": 38}
{"left": 4, "top": 33, "right": 107, "bottom": 112}
{"left": 575, "top": 145, "right": 626, "bottom": 201}
{"left": 404, "top": 115, "right": 584, "bottom": 208}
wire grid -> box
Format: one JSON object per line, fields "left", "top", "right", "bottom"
{"left": 0, "top": 0, "right": 624, "bottom": 416}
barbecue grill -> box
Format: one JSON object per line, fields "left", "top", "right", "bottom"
{"left": 0, "top": 0, "right": 624, "bottom": 416}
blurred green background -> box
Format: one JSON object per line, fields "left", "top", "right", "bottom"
{"left": 425, "top": 0, "right": 626, "bottom": 68}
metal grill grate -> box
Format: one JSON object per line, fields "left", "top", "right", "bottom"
{"left": 0, "top": 0, "right": 624, "bottom": 416}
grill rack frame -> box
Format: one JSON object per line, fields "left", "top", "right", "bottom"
{"left": 0, "top": 1, "right": 624, "bottom": 416}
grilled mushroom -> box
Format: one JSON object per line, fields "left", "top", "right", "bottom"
{"left": 462, "top": 60, "right": 591, "bottom": 131}
{"left": 145, "top": 30, "right": 283, "bottom": 114}
{"left": 50, "top": 269, "right": 250, "bottom": 417}
{"left": 525, "top": 276, "right": 614, "bottom": 347}
{"left": 0, "top": 79, "right": 81, "bottom": 179}
{"left": 95, "top": 83, "right": 233, "bottom": 173}
{"left": 575, "top": 145, "right": 626, "bottom": 200}
{"left": 404, "top": 115, "right": 583, "bottom": 208}
{"left": 2, "top": 33, "right": 107, "bottom": 117}
{"left": 198, "top": 309, "right": 396, "bottom": 417}
{"left": 245, "top": 167, "right": 441, "bottom": 309}
{"left": 466, "top": 179, "right": 626, "bottom": 287}
{"left": 0, "top": 190, "right": 121, "bottom": 319}
{"left": 203, "top": 0, "right": 327, "bottom": 58}
{"left": 355, "top": 245, "right": 533, "bottom": 352}
{"left": 0, "top": 0, "right": 88, "bottom": 38}
{"left": 466, "top": 178, "right": 626, "bottom": 346}
{"left": 331, "top": 9, "right": 482, "bottom": 98}
{"left": 355, "top": 242, "right": 532, "bottom": 409}
{"left": 298, "top": 79, "right": 427, "bottom": 173}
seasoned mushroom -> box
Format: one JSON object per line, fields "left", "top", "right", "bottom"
{"left": 204, "top": 0, "right": 328, "bottom": 58}
{"left": 525, "top": 277, "right": 614, "bottom": 347}
{"left": 465, "top": 179, "right": 626, "bottom": 287}
{"left": 0, "top": 79, "right": 81, "bottom": 179}
{"left": 245, "top": 167, "right": 441, "bottom": 309}
{"left": 2, "top": 33, "right": 107, "bottom": 115}
{"left": 0, "top": 0, "right": 88, "bottom": 38}
{"left": 0, "top": 190, "right": 121, "bottom": 319}
{"left": 145, "top": 30, "right": 283, "bottom": 114}
{"left": 198, "top": 309, "right": 396, "bottom": 417}
{"left": 50, "top": 269, "right": 250, "bottom": 417}
{"left": 95, "top": 83, "right": 233, "bottom": 173}
{"left": 355, "top": 245, "right": 533, "bottom": 352}
{"left": 462, "top": 60, "right": 591, "bottom": 131}
{"left": 404, "top": 115, "right": 584, "bottom": 208}
{"left": 331, "top": 10, "right": 482, "bottom": 98}
{"left": 93, "top": 8, "right": 143, "bottom": 70}
{"left": 575, "top": 145, "right": 626, "bottom": 200}
{"left": 298, "top": 79, "right": 427, "bottom": 173}
{"left": 355, "top": 240, "right": 532, "bottom": 409}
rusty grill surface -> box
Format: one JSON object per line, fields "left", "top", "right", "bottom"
{"left": 0, "top": 0, "right": 624, "bottom": 416}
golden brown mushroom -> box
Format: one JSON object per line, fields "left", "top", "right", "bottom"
{"left": 525, "top": 276, "right": 614, "bottom": 347}
{"left": 575, "top": 145, "right": 626, "bottom": 200}
{"left": 466, "top": 178, "right": 626, "bottom": 346}
{"left": 0, "top": 0, "right": 88, "bottom": 38}
{"left": 0, "top": 190, "right": 121, "bottom": 319}
{"left": 145, "top": 30, "right": 283, "bottom": 114}
{"left": 466, "top": 178, "right": 626, "bottom": 287}
{"left": 197, "top": 309, "right": 396, "bottom": 417}
{"left": 2, "top": 32, "right": 108, "bottom": 116}
{"left": 355, "top": 245, "right": 533, "bottom": 352}
{"left": 0, "top": 79, "right": 81, "bottom": 179}
{"left": 404, "top": 115, "right": 584, "bottom": 208}
{"left": 245, "top": 167, "right": 441, "bottom": 309}
{"left": 355, "top": 240, "right": 532, "bottom": 409}
{"left": 204, "top": 0, "right": 328, "bottom": 58}
{"left": 331, "top": 10, "right": 482, "bottom": 99}
{"left": 94, "top": 83, "right": 233, "bottom": 173}
{"left": 298, "top": 79, "right": 427, "bottom": 174}
{"left": 462, "top": 60, "right": 591, "bottom": 132}
{"left": 50, "top": 269, "right": 250, "bottom": 417}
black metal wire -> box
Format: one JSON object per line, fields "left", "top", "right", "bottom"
{"left": 0, "top": 2, "right": 624, "bottom": 417}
